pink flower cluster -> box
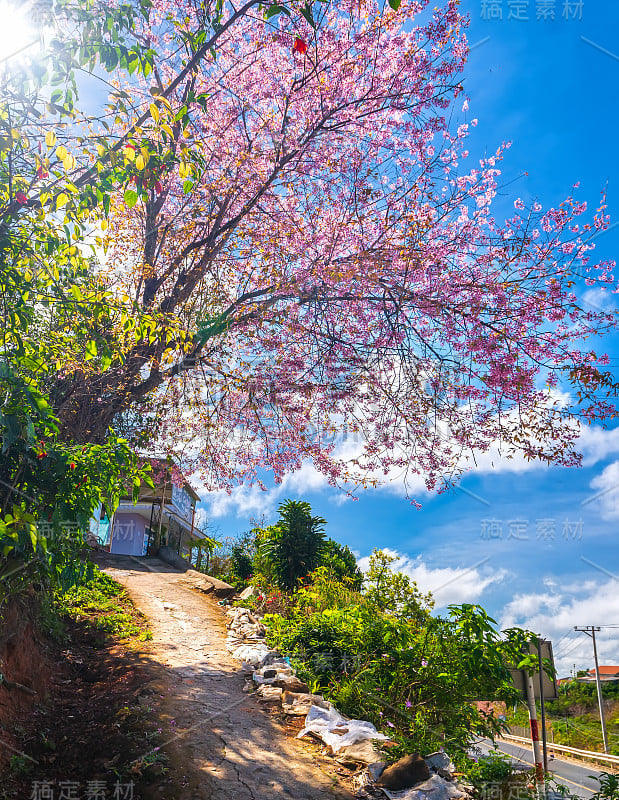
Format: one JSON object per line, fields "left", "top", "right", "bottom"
{"left": 102, "top": 0, "right": 617, "bottom": 499}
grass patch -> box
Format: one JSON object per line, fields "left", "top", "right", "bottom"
{"left": 56, "top": 565, "right": 152, "bottom": 641}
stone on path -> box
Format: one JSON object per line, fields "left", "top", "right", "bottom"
{"left": 376, "top": 753, "right": 430, "bottom": 791}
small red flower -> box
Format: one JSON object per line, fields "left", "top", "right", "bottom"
{"left": 15, "top": 191, "right": 27, "bottom": 205}
{"left": 36, "top": 450, "right": 47, "bottom": 460}
{"left": 293, "top": 37, "right": 308, "bottom": 55}
{"left": 70, "top": 462, "right": 76, "bottom": 470}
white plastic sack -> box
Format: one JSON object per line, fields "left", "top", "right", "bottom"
{"left": 297, "top": 704, "right": 390, "bottom": 753}
{"left": 231, "top": 642, "right": 274, "bottom": 666}
{"left": 227, "top": 605, "right": 251, "bottom": 617}
{"left": 424, "top": 752, "right": 454, "bottom": 774}
{"left": 381, "top": 775, "right": 467, "bottom": 800}
{"left": 226, "top": 607, "right": 265, "bottom": 640}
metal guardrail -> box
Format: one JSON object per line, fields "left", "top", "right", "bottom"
{"left": 501, "top": 733, "right": 619, "bottom": 766}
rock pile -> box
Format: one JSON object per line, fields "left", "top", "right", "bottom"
{"left": 225, "top": 605, "right": 272, "bottom": 666}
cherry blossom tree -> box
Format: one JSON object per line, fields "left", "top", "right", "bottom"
{"left": 47, "top": 0, "right": 617, "bottom": 498}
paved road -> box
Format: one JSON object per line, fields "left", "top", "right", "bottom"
{"left": 473, "top": 738, "right": 605, "bottom": 798}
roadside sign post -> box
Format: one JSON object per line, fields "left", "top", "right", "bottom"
{"left": 508, "top": 639, "right": 557, "bottom": 795}
{"left": 525, "top": 670, "right": 546, "bottom": 795}
{"left": 537, "top": 638, "right": 549, "bottom": 773}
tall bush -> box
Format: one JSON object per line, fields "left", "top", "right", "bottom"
{"left": 258, "top": 500, "right": 327, "bottom": 590}
{"left": 265, "top": 550, "right": 537, "bottom": 757}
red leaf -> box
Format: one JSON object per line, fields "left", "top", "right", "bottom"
{"left": 293, "top": 38, "right": 308, "bottom": 55}
{"left": 15, "top": 191, "right": 27, "bottom": 205}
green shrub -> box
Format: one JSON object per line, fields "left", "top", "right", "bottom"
{"left": 465, "top": 751, "right": 514, "bottom": 790}
{"left": 591, "top": 772, "right": 619, "bottom": 800}
{"left": 321, "top": 539, "right": 363, "bottom": 588}
{"left": 264, "top": 549, "right": 535, "bottom": 757}
{"left": 56, "top": 565, "right": 150, "bottom": 640}
{"left": 231, "top": 544, "right": 253, "bottom": 581}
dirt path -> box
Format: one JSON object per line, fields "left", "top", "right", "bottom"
{"left": 97, "top": 554, "right": 354, "bottom": 800}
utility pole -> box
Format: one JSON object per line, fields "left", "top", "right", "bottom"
{"left": 537, "top": 639, "right": 549, "bottom": 773}
{"left": 574, "top": 626, "right": 609, "bottom": 753}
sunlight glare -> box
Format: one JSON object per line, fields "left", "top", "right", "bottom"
{"left": 0, "top": 2, "right": 37, "bottom": 64}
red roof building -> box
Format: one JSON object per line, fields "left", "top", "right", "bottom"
{"left": 577, "top": 666, "right": 619, "bottom": 683}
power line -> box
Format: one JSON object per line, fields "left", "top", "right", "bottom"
{"left": 553, "top": 635, "right": 578, "bottom": 654}
{"left": 554, "top": 629, "right": 578, "bottom": 649}
{"left": 554, "top": 637, "right": 585, "bottom": 662}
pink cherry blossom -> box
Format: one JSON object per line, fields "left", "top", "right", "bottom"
{"left": 88, "top": 0, "right": 618, "bottom": 500}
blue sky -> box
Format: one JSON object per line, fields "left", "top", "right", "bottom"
{"left": 197, "top": 0, "right": 619, "bottom": 676}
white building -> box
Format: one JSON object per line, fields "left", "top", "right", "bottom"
{"left": 90, "top": 461, "right": 202, "bottom": 558}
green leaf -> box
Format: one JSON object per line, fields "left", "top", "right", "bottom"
{"left": 85, "top": 340, "right": 98, "bottom": 360}
{"left": 300, "top": 4, "right": 316, "bottom": 27}
{"left": 28, "top": 525, "right": 38, "bottom": 551}
{"left": 70, "top": 284, "right": 83, "bottom": 302}
{"left": 123, "top": 189, "right": 138, "bottom": 208}
{"left": 388, "top": 0, "right": 401, "bottom": 8}
{"left": 31, "top": 392, "right": 51, "bottom": 416}
{"left": 265, "top": 4, "right": 290, "bottom": 19}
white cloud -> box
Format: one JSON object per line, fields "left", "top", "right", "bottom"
{"left": 203, "top": 461, "right": 333, "bottom": 521}
{"left": 582, "top": 288, "right": 618, "bottom": 313}
{"left": 279, "top": 461, "right": 332, "bottom": 495}
{"left": 457, "top": 416, "right": 619, "bottom": 478}
{"left": 588, "top": 461, "right": 619, "bottom": 520}
{"left": 331, "top": 492, "right": 353, "bottom": 506}
{"left": 195, "top": 399, "right": 619, "bottom": 524}
{"left": 500, "top": 578, "right": 619, "bottom": 676}
{"left": 205, "top": 483, "right": 278, "bottom": 521}
{"left": 579, "top": 428, "right": 619, "bottom": 468}
{"left": 356, "top": 547, "right": 506, "bottom": 607}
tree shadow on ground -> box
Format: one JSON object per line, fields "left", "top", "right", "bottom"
{"left": 1, "top": 554, "right": 356, "bottom": 800}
